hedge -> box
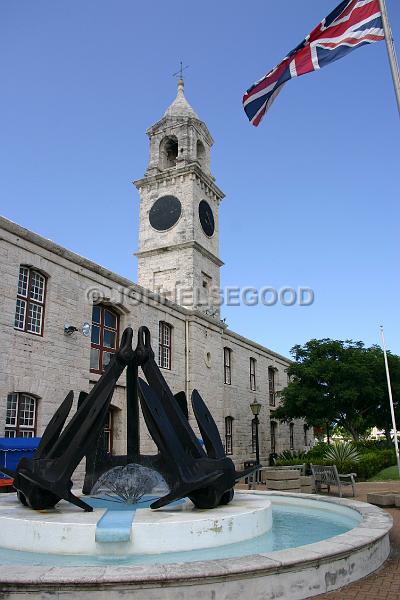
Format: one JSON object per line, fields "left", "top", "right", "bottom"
{"left": 275, "top": 448, "right": 396, "bottom": 480}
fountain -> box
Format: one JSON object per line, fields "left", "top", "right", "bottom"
{"left": 90, "top": 464, "right": 170, "bottom": 504}
{"left": 0, "top": 326, "right": 392, "bottom": 599}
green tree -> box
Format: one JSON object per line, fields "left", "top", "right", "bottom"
{"left": 274, "top": 339, "right": 399, "bottom": 442}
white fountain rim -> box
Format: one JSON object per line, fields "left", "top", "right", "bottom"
{"left": 0, "top": 491, "right": 392, "bottom": 586}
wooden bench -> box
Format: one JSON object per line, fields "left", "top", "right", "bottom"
{"left": 311, "top": 464, "right": 356, "bottom": 497}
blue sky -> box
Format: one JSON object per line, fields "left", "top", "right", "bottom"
{"left": 1, "top": 0, "right": 399, "bottom": 357}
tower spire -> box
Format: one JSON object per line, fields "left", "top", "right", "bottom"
{"left": 164, "top": 63, "right": 198, "bottom": 119}
{"left": 173, "top": 61, "right": 189, "bottom": 87}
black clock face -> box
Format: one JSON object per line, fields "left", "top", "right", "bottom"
{"left": 199, "top": 200, "right": 215, "bottom": 237}
{"left": 149, "top": 195, "right": 182, "bottom": 231}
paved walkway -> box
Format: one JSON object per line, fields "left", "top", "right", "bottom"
{"left": 237, "top": 479, "right": 400, "bottom": 598}
{"left": 317, "top": 481, "right": 400, "bottom": 599}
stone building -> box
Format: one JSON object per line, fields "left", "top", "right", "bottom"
{"left": 0, "top": 81, "right": 310, "bottom": 472}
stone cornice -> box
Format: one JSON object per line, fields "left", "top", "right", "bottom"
{"left": 223, "top": 328, "right": 291, "bottom": 365}
{"left": 133, "top": 162, "right": 225, "bottom": 201}
{"left": 134, "top": 240, "right": 224, "bottom": 267}
{"left": 0, "top": 216, "right": 138, "bottom": 290}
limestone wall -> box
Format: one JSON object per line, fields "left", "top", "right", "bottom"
{"left": 0, "top": 216, "right": 307, "bottom": 481}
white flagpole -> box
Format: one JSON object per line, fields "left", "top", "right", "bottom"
{"left": 380, "top": 326, "right": 400, "bottom": 477}
{"left": 378, "top": 0, "right": 400, "bottom": 116}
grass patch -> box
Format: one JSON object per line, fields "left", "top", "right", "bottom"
{"left": 369, "top": 465, "right": 400, "bottom": 481}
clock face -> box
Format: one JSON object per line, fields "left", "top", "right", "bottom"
{"left": 199, "top": 200, "right": 215, "bottom": 237}
{"left": 149, "top": 195, "right": 182, "bottom": 231}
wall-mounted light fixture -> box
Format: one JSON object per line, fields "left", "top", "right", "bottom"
{"left": 82, "top": 322, "right": 91, "bottom": 337}
{"left": 64, "top": 322, "right": 91, "bottom": 337}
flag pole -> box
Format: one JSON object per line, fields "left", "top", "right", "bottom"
{"left": 380, "top": 326, "right": 400, "bottom": 477}
{"left": 378, "top": 0, "right": 400, "bottom": 115}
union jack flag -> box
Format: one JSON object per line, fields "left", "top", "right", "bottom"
{"left": 243, "top": 0, "right": 385, "bottom": 126}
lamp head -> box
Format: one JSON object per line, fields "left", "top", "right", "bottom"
{"left": 250, "top": 399, "right": 262, "bottom": 416}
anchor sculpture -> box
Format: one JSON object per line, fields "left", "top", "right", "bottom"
{"left": 1, "top": 326, "right": 258, "bottom": 512}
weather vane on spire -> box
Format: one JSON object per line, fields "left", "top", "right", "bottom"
{"left": 173, "top": 61, "right": 189, "bottom": 82}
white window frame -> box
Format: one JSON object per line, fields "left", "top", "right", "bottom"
{"left": 224, "top": 347, "right": 232, "bottom": 385}
{"left": 5, "top": 393, "right": 37, "bottom": 438}
{"left": 268, "top": 367, "right": 276, "bottom": 406}
{"left": 250, "top": 357, "right": 256, "bottom": 391}
{"left": 225, "top": 416, "right": 233, "bottom": 455}
{"left": 159, "top": 322, "right": 172, "bottom": 370}
{"left": 14, "top": 266, "right": 46, "bottom": 336}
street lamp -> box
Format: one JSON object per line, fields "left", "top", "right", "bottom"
{"left": 250, "top": 399, "right": 262, "bottom": 466}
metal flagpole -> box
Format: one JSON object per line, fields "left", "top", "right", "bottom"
{"left": 379, "top": 0, "right": 400, "bottom": 115}
{"left": 380, "top": 326, "right": 400, "bottom": 477}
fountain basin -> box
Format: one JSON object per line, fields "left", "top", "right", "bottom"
{"left": 0, "top": 491, "right": 392, "bottom": 600}
{"left": 0, "top": 493, "right": 272, "bottom": 555}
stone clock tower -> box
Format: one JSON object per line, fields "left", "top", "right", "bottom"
{"left": 134, "top": 79, "right": 225, "bottom": 318}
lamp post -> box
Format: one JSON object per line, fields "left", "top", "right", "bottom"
{"left": 250, "top": 399, "right": 262, "bottom": 466}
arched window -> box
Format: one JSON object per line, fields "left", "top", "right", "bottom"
{"left": 5, "top": 393, "right": 38, "bottom": 438}
{"left": 14, "top": 266, "right": 47, "bottom": 336}
{"left": 225, "top": 416, "right": 233, "bottom": 455}
{"left": 160, "top": 136, "right": 178, "bottom": 169}
{"left": 90, "top": 305, "right": 119, "bottom": 373}
{"left": 224, "top": 347, "right": 232, "bottom": 384}
{"left": 159, "top": 321, "right": 172, "bottom": 369}
{"left": 289, "top": 422, "right": 295, "bottom": 450}
{"left": 270, "top": 421, "right": 277, "bottom": 453}
{"left": 250, "top": 357, "right": 256, "bottom": 391}
{"left": 196, "top": 140, "right": 206, "bottom": 168}
{"left": 268, "top": 367, "right": 276, "bottom": 406}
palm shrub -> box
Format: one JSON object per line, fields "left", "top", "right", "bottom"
{"left": 274, "top": 449, "right": 308, "bottom": 467}
{"left": 277, "top": 450, "right": 308, "bottom": 461}
{"left": 323, "top": 441, "right": 361, "bottom": 472}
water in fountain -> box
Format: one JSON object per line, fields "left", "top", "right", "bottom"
{"left": 91, "top": 464, "right": 169, "bottom": 504}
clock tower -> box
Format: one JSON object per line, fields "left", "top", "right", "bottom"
{"left": 134, "top": 79, "right": 225, "bottom": 317}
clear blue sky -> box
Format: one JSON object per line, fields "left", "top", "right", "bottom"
{"left": 1, "top": 0, "right": 399, "bottom": 358}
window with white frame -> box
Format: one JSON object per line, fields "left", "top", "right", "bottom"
{"left": 224, "top": 347, "right": 232, "bottom": 385}
{"left": 250, "top": 357, "right": 256, "bottom": 391}
{"left": 158, "top": 322, "right": 172, "bottom": 369}
{"left": 268, "top": 367, "right": 276, "bottom": 406}
{"left": 14, "top": 266, "right": 46, "bottom": 335}
{"left": 5, "top": 393, "right": 37, "bottom": 437}
{"left": 225, "top": 416, "right": 233, "bottom": 455}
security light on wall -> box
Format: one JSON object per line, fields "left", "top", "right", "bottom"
{"left": 64, "top": 322, "right": 91, "bottom": 337}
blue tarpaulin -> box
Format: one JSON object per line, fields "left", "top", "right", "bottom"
{"left": 0, "top": 437, "right": 41, "bottom": 478}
